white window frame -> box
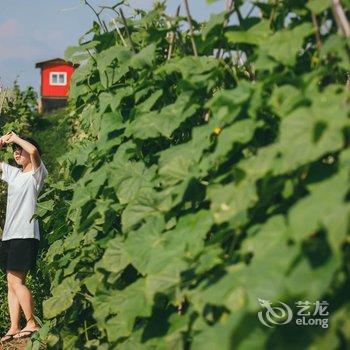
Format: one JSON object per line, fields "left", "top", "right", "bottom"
{"left": 49, "top": 72, "right": 67, "bottom": 86}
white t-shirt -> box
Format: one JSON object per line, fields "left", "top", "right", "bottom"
{"left": 0, "top": 160, "right": 48, "bottom": 241}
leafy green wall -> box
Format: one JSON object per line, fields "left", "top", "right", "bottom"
{"left": 25, "top": 1, "right": 350, "bottom": 349}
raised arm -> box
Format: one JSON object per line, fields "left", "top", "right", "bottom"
{"left": 0, "top": 139, "right": 3, "bottom": 173}
{"left": 3, "top": 131, "right": 41, "bottom": 171}
{"left": 0, "top": 132, "right": 12, "bottom": 173}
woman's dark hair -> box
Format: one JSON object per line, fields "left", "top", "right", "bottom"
{"left": 12, "top": 136, "right": 42, "bottom": 156}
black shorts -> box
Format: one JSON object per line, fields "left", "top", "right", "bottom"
{"left": 0, "top": 239, "right": 40, "bottom": 272}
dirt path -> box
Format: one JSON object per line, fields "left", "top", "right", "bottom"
{"left": 0, "top": 338, "right": 29, "bottom": 350}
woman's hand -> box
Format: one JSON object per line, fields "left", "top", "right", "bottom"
{"left": 0, "top": 132, "right": 12, "bottom": 148}
{"left": 2, "top": 131, "right": 18, "bottom": 145}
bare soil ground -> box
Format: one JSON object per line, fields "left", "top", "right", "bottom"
{"left": 0, "top": 338, "right": 29, "bottom": 350}
{"left": 0, "top": 338, "right": 45, "bottom": 350}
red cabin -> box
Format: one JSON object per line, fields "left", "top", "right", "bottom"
{"left": 35, "top": 58, "right": 76, "bottom": 112}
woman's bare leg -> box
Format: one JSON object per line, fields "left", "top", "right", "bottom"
{"left": 0, "top": 272, "right": 21, "bottom": 341}
{"left": 6, "top": 270, "right": 38, "bottom": 337}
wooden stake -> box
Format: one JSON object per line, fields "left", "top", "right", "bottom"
{"left": 331, "top": 0, "right": 350, "bottom": 37}
{"left": 311, "top": 11, "right": 322, "bottom": 53}
{"left": 331, "top": 0, "right": 350, "bottom": 91}
{"left": 167, "top": 5, "right": 181, "bottom": 60}
{"left": 112, "top": 17, "right": 127, "bottom": 46}
{"left": 119, "top": 8, "right": 136, "bottom": 53}
{"left": 183, "top": 0, "right": 198, "bottom": 57}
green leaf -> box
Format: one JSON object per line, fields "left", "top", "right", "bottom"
{"left": 108, "top": 160, "right": 155, "bottom": 204}
{"left": 208, "top": 180, "right": 258, "bottom": 225}
{"left": 307, "top": 0, "right": 331, "bottom": 14}
{"left": 35, "top": 199, "right": 55, "bottom": 217}
{"left": 225, "top": 20, "right": 271, "bottom": 45}
{"left": 204, "top": 119, "right": 257, "bottom": 168}
{"left": 206, "top": 82, "right": 252, "bottom": 126}
{"left": 96, "top": 46, "right": 132, "bottom": 72}
{"left": 145, "top": 261, "right": 185, "bottom": 301}
{"left": 43, "top": 276, "right": 80, "bottom": 319}
{"left": 99, "top": 87, "right": 133, "bottom": 113}
{"left": 163, "top": 210, "right": 213, "bottom": 257}
{"left": 192, "top": 216, "right": 297, "bottom": 310}
{"left": 65, "top": 40, "right": 99, "bottom": 62}
{"left": 202, "top": 11, "right": 227, "bottom": 40}
{"left": 320, "top": 35, "right": 350, "bottom": 70}
{"left": 269, "top": 85, "right": 304, "bottom": 117}
{"left": 126, "top": 93, "right": 199, "bottom": 139}
{"left": 124, "top": 216, "right": 165, "bottom": 274}
{"left": 136, "top": 89, "right": 163, "bottom": 113}
{"left": 96, "top": 236, "right": 130, "bottom": 274}
{"left": 288, "top": 170, "right": 349, "bottom": 251}
{"left": 261, "top": 23, "right": 313, "bottom": 66}
{"left": 130, "top": 44, "right": 156, "bottom": 69}
{"left": 192, "top": 311, "right": 268, "bottom": 350}
{"left": 158, "top": 142, "right": 204, "bottom": 186}
{"left": 98, "top": 112, "right": 124, "bottom": 139}
{"left": 83, "top": 273, "right": 104, "bottom": 296}
{"left": 274, "top": 99, "right": 347, "bottom": 174}
{"left": 121, "top": 188, "right": 172, "bottom": 230}
{"left": 93, "top": 279, "right": 152, "bottom": 340}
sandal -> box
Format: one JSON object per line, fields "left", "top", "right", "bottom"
{"left": 13, "top": 330, "right": 37, "bottom": 340}
{"left": 0, "top": 333, "right": 17, "bottom": 343}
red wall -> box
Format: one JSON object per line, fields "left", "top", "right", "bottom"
{"left": 41, "top": 63, "right": 75, "bottom": 97}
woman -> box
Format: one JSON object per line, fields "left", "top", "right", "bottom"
{"left": 0, "top": 131, "right": 48, "bottom": 342}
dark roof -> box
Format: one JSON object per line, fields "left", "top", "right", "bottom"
{"left": 35, "top": 58, "right": 77, "bottom": 68}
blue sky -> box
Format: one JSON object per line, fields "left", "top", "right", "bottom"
{"left": 0, "top": 0, "right": 226, "bottom": 92}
